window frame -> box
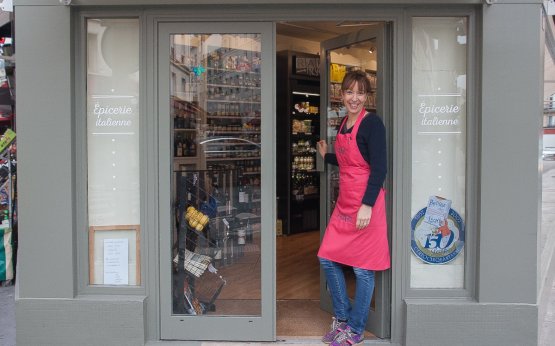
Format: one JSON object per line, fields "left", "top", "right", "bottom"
{"left": 404, "top": 8, "right": 478, "bottom": 300}
{"left": 75, "top": 10, "right": 147, "bottom": 295}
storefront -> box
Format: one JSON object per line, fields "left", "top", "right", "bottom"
{"left": 15, "top": 1, "right": 545, "bottom": 345}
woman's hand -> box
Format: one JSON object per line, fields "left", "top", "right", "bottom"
{"left": 317, "top": 140, "right": 328, "bottom": 159}
{"left": 356, "top": 204, "right": 373, "bottom": 230}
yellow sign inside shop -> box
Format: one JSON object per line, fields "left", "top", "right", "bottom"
{"left": 330, "top": 63, "right": 347, "bottom": 83}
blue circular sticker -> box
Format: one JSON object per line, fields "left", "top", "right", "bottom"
{"left": 410, "top": 207, "right": 465, "bottom": 264}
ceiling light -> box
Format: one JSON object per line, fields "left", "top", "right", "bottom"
{"left": 292, "top": 91, "right": 320, "bottom": 97}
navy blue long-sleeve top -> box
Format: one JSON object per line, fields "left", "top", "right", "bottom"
{"left": 324, "top": 113, "right": 387, "bottom": 207}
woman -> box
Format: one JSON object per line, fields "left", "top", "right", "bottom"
{"left": 317, "top": 70, "right": 390, "bottom": 346}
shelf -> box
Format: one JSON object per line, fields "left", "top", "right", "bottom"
{"left": 207, "top": 83, "right": 260, "bottom": 90}
{"left": 291, "top": 132, "right": 316, "bottom": 136}
{"left": 292, "top": 153, "right": 317, "bottom": 157}
{"left": 205, "top": 150, "right": 259, "bottom": 154}
{"left": 242, "top": 171, "right": 260, "bottom": 175}
{"left": 173, "top": 156, "right": 198, "bottom": 161}
{"left": 171, "top": 95, "right": 197, "bottom": 103}
{"left": 206, "top": 156, "right": 261, "bottom": 161}
{"left": 291, "top": 113, "right": 320, "bottom": 118}
{"left": 207, "top": 67, "right": 259, "bottom": 75}
{"left": 207, "top": 99, "right": 260, "bottom": 104}
{"left": 292, "top": 169, "right": 318, "bottom": 173}
{"left": 206, "top": 130, "right": 260, "bottom": 134}
{"left": 205, "top": 142, "right": 259, "bottom": 147}
{"left": 207, "top": 115, "right": 260, "bottom": 119}
{"left": 174, "top": 128, "right": 197, "bottom": 132}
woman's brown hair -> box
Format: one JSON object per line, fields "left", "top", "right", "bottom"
{"left": 341, "top": 70, "right": 371, "bottom": 94}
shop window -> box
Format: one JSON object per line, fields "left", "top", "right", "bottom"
{"left": 86, "top": 18, "right": 140, "bottom": 286}
{"left": 410, "top": 17, "right": 467, "bottom": 289}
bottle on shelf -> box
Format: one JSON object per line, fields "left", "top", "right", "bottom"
{"left": 184, "top": 136, "right": 191, "bottom": 157}
{"left": 174, "top": 112, "right": 180, "bottom": 129}
{"left": 175, "top": 134, "right": 183, "bottom": 157}
{"left": 189, "top": 135, "right": 197, "bottom": 157}
{"left": 238, "top": 176, "right": 250, "bottom": 206}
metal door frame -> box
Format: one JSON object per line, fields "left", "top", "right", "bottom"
{"left": 319, "top": 23, "right": 392, "bottom": 339}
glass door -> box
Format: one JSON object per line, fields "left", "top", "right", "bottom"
{"left": 319, "top": 24, "right": 391, "bottom": 339}
{"left": 158, "top": 22, "right": 274, "bottom": 341}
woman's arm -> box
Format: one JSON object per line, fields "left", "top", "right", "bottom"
{"left": 324, "top": 153, "right": 338, "bottom": 166}
{"left": 361, "top": 115, "right": 387, "bottom": 207}
{"left": 317, "top": 140, "right": 339, "bottom": 166}
{"left": 356, "top": 115, "right": 386, "bottom": 229}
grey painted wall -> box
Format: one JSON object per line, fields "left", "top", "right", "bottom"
{"left": 405, "top": 300, "right": 537, "bottom": 346}
{"left": 479, "top": 2, "right": 543, "bottom": 304}
{"left": 15, "top": 5, "right": 76, "bottom": 299}
{"left": 16, "top": 298, "right": 146, "bottom": 346}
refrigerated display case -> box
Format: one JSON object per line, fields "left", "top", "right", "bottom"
{"left": 277, "top": 51, "right": 320, "bottom": 235}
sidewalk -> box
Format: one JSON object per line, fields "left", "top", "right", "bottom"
{"left": 540, "top": 278, "right": 555, "bottom": 346}
{"left": 540, "top": 159, "right": 555, "bottom": 346}
{"left": 0, "top": 283, "right": 15, "bottom": 346}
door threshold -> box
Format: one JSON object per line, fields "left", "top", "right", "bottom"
{"left": 275, "top": 338, "right": 329, "bottom": 344}
{"left": 148, "top": 338, "right": 392, "bottom": 345}
{"left": 276, "top": 337, "right": 391, "bottom": 345}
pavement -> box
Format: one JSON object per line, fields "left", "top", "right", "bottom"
{"left": 540, "top": 278, "right": 555, "bottom": 346}
{"left": 2, "top": 160, "right": 555, "bottom": 346}
{"left": 0, "top": 282, "right": 15, "bottom": 346}
{"left": 540, "top": 159, "right": 555, "bottom": 346}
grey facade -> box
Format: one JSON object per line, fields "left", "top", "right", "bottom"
{"left": 14, "top": 1, "right": 547, "bottom": 345}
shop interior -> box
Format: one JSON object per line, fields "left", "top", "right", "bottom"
{"left": 275, "top": 21, "right": 379, "bottom": 338}
{"left": 169, "top": 20, "right": 379, "bottom": 338}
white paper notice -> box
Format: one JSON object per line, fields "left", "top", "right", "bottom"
{"left": 423, "top": 196, "right": 452, "bottom": 228}
{"left": 103, "top": 238, "right": 129, "bottom": 285}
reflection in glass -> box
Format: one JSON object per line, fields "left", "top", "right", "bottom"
{"left": 170, "top": 34, "right": 262, "bottom": 316}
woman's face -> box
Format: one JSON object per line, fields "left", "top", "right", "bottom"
{"left": 341, "top": 81, "right": 367, "bottom": 116}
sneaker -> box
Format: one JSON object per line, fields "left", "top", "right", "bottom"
{"left": 330, "top": 326, "right": 364, "bottom": 346}
{"left": 322, "top": 317, "right": 347, "bottom": 344}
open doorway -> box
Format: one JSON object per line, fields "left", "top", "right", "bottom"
{"left": 276, "top": 21, "right": 387, "bottom": 340}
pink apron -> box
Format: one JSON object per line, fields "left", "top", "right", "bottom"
{"left": 318, "top": 110, "right": 390, "bottom": 270}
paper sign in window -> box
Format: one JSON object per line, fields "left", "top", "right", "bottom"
{"left": 89, "top": 225, "right": 140, "bottom": 286}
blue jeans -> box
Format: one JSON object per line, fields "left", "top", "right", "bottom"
{"left": 319, "top": 257, "right": 375, "bottom": 335}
